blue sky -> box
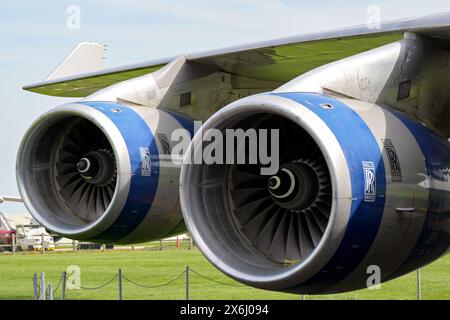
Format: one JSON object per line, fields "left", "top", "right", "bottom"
{"left": 1, "top": 0, "right": 450, "bottom": 214}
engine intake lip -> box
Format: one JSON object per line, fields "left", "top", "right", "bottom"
{"left": 180, "top": 94, "right": 353, "bottom": 292}
{"left": 16, "top": 103, "right": 131, "bottom": 239}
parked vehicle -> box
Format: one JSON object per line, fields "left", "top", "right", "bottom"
{"left": 0, "top": 212, "right": 15, "bottom": 252}
{"left": 77, "top": 242, "right": 113, "bottom": 250}
{"left": 15, "top": 225, "right": 55, "bottom": 251}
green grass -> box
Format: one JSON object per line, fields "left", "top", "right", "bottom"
{"left": 0, "top": 249, "right": 448, "bottom": 300}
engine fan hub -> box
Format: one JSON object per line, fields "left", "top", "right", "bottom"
{"left": 76, "top": 158, "right": 91, "bottom": 173}
{"left": 77, "top": 150, "right": 116, "bottom": 186}
{"left": 269, "top": 162, "right": 319, "bottom": 210}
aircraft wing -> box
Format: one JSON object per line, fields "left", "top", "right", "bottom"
{"left": 23, "top": 12, "right": 450, "bottom": 98}
{"left": 0, "top": 196, "right": 23, "bottom": 203}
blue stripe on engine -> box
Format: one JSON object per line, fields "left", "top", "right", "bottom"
{"left": 80, "top": 101, "right": 159, "bottom": 242}
{"left": 387, "top": 110, "right": 450, "bottom": 279}
{"left": 164, "top": 110, "right": 195, "bottom": 137}
{"left": 272, "top": 93, "right": 386, "bottom": 292}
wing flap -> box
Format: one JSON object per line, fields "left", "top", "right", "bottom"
{"left": 193, "top": 33, "right": 403, "bottom": 82}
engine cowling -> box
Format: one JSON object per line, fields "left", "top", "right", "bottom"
{"left": 179, "top": 92, "right": 450, "bottom": 294}
{"left": 17, "top": 101, "right": 192, "bottom": 243}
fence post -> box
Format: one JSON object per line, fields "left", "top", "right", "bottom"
{"left": 33, "top": 273, "right": 38, "bottom": 300}
{"left": 185, "top": 266, "right": 189, "bottom": 301}
{"left": 159, "top": 240, "right": 163, "bottom": 251}
{"left": 417, "top": 269, "right": 422, "bottom": 300}
{"left": 47, "top": 283, "right": 53, "bottom": 300}
{"left": 118, "top": 269, "right": 123, "bottom": 301}
{"left": 61, "top": 271, "right": 67, "bottom": 300}
{"left": 40, "top": 272, "right": 46, "bottom": 300}
{"left": 41, "top": 233, "right": 45, "bottom": 255}
{"left": 188, "top": 236, "right": 193, "bottom": 250}
{"left": 72, "top": 240, "right": 76, "bottom": 252}
{"left": 301, "top": 294, "right": 305, "bottom": 300}
{"left": 12, "top": 233, "right": 16, "bottom": 255}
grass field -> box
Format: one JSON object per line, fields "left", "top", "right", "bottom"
{"left": 0, "top": 248, "right": 448, "bottom": 300}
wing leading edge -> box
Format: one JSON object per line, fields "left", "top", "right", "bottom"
{"left": 23, "top": 12, "right": 450, "bottom": 97}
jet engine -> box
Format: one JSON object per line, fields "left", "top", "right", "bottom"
{"left": 179, "top": 92, "right": 450, "bottom": 294}
{"left": 17, "top": 101, "right": 192, "bottom": 243}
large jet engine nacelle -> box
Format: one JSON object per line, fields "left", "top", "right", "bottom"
{"left": 180, "top": 92, "right": 450, "bottom": 294}
{"left": 17, "top": 101, "right": 192, "bottom": 243}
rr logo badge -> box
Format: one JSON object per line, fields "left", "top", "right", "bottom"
{"left": 363, "top": 161, "right": 376, "bottom": 202}
{"left": 140, "top": 147, "right": 151, "bottom": 176}
{"left": 382, "top": 139, "right": 402, "bottom": 182}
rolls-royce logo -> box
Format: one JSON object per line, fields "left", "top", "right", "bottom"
{"left": 157, "top": 133, "right": 172, "bottom": 155}
{"left": 382, "top": 139, "right": 402, "bottom": 182}
{"left": 140, "top": 147, "right": 151, "bottom": 176}
{"left": 363, "top": 161, "right": 376, "bottom": 202}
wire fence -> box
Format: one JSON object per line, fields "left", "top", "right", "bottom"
{"left": 121, "top": 270, "right": 187, "bottom": 289}
{"left": 33, "top": 265, "right": 261, "bottom": 300}
{"left": 51, "top": 274, "right": 63, "bottom": 293}
{"left": 79, "top": 274, "right": 118, "bottom": 290}
{"left": 33, "top": 266, "right": 428, "bottom": 301}
{"left": 189, "top": 268, "right": 245, "bottom": 287}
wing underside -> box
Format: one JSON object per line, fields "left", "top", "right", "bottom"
{"left": 23, "top": 13, "right": 450, "bottom": 97}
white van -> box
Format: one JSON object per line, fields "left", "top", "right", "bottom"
{"left": 15, "top": 225, "right": 55, "bottom": 251}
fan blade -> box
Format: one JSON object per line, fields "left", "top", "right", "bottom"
{"left": 62, "top": 178, "right": 86, "bottom": 199}
{"left": 62, "top": 139, "right": 84, "bottom": 159}
{"left": 285, "top": 213, "right": 301, "bottom": 260}
{"left": 243, "top": 204, "right": 278, "bottom": 241}
{"left": 69, "top": 125, "right": 90, "bottom": 153}
{"left": 304, "top": 211, "right": 322, "bottom": 247}
{"left": 95, "top": 187, "right": 104, "bottom": 215}
{"left": 83, "top": 185, "right": 101, "bottom": 222}
{"left": 73, "top": 184, "right": 92, "bottom": 221}
{"left": 56, "top": 162, "right": 77, "bottom": 175}
{"left": 269, "top": 211, "right": 291, "bottom": 262}
{"left": 101, "top": 187, "right": 110, "bottom": 210}
{"left": 56, "top": 172, "right": 79, "bottom": 189}
{"left": 255, "top": 208, "right": 283, "bottom": 254}
{"left": 106, "top": 185, "right": 114, "bottom": 200}
{"left": 316, "top": 201, "right": 331, "bottom": 218}
{"left": 233, "top": 170, "right": 267, "bottom": 188}
{"left": 298, "top": 215, "right": 314, "bottom": 258}
{"left": 233, "top": 187, "right": 268, "bottom": 207}
{"left": 311, "top": 207, "right": 328, "bottom": 233}
{"left": 234, "top": 197, "right": 272, "bottom": 226}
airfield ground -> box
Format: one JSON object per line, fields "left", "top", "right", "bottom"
{"left": 0, "top": 248, "right": 448, "bottom": 300}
